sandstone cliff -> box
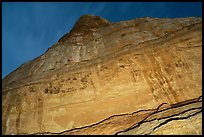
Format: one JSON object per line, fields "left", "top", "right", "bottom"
{"left": 2, "top": 15, "right": 202, "bottom": 135}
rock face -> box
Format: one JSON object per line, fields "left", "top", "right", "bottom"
{"left": 2, "top": 15, "right": 202, "bottom": 135}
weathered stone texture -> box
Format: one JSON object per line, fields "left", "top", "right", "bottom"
{"left": 2, "top": 15, "right": 202, "bottom": 135}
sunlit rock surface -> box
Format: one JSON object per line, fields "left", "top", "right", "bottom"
{"left": 2, "top": 15, "right": 202, "bottom": 135}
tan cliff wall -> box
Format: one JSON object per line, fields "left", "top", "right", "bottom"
{"left": 2, "top": 15, "right": 202, "bottom": 135}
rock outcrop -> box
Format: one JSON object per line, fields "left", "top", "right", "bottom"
{"left": 2, "top": 15, "right": 202, "bottom": 135}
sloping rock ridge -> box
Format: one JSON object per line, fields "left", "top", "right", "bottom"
{"left": 2, "top": 14, "right": 202, "bottom": 135}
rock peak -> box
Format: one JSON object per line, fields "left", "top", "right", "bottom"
{"left": 70, "top": 14, "right": 111, "bottom": 33}
{"left": 59, "top": 14, "right": 111, "bottom": 42}
{"left": 76, "top": 14, "right": 110, "bottom": 25}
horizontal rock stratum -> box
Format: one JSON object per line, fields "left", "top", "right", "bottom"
{"left": 2, "top": 15, "right": 202, "bottom": 135}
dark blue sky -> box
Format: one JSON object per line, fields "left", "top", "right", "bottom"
{"left": 2, "top": 2, "right": 202, "bottom": 78}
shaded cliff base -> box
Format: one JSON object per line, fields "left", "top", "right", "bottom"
{"left": 31, "top": 96, "right": 202, "bottom": 135}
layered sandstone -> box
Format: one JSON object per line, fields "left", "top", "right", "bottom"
{"left": 2, "top": 15, "right": 202, "bottom": 135}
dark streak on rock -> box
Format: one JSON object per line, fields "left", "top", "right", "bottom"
{"left": 15, "top": 93, "right": 22, "bottom": 134}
